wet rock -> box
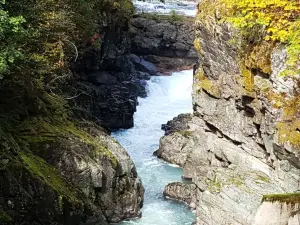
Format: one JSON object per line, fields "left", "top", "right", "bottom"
{"left": 161, "top": 113, "right": 193, "bottom": 135}
{"left": 129, "top": 54, "right": 158, "bottom": 75}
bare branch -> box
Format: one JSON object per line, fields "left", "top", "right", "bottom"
{"left": 63, "top": 39, "right": 78, "bottom": 62}
{"left": 64, "top": 92, "right": 82, "bottom": 100}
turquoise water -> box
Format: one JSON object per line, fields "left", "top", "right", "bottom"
{"left": 112, "top": 70, "right": 195, "bottom": 225}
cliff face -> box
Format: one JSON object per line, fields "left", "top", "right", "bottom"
{"left": 130, "top": 15, "right": 197, "bottom": 74}
{"left": 67, "top": 14, "right": 197, "bottom": 130}
{"left": 0, "top": 122, "right": 144, "bottom": 225}
{"left": 156, "top": 13, "right": 300, "bottom": 225}
{"left": 0, "top": 2, "right": 145, "bottom": 224}
{"left": 254, "top": 199, "right": 300, "bottom": 225}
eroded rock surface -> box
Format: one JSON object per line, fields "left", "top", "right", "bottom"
{"left": 254, "top": 201, "right": 300, "bottom": 225}
{"left": 158, "top": 15, "right": 300, "bottom": 225}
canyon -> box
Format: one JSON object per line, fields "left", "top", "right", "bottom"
{"left": 1, "top": 1, "right": 300, "bottom": 225}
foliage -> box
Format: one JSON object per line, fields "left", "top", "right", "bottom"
{"left": 220, "top": 0, "right": 300, "bottom": 76}
{"left": 0, "top": 210, "right": 13, "bottom": 224}
{"left": 0, "top": 0, "right": 134, "bottom": 124}
{"left": 1, "top": 0, "right": 134, "bottom": 81}
{"left": 170, "top": 10, "right": 184, "bottom": 22}
{"left": 0, "top": 2, "right": 27, "bottom": 76}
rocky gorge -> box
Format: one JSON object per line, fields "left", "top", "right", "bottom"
{"left": 1, "top": 0, "right": 300, "bottom": 225}
{"left": 0, "top": 1, "right": 197, "bottom": 224}
{"left": 156, "top": 4, "right": 300, "bottom": 225}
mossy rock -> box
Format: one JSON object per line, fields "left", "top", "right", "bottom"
{"left": 262, "top": 193, "right": 300, "bottom": 204}
{"left": 245, "top": 42, "right": 273, "bottom": 75}
{"left": 176, "top": 130, "right": 194, "bottom": 138}
{"left": 0, "top": 210, "right": 13, "bottom": 224}
{"left": 16, "top": 117, "right": 118, "bottom": 168}
{"left": 19, "top": 152, "right": 82, "bottom": 204}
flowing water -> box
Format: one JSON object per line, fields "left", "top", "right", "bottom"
{"left": 112, "top": 70, "right": 195, "bottom": 225}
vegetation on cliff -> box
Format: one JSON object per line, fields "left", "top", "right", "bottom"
{"left": 0, "top": 0, "right": 134, "bottom": 223}
{"left": 196, "top": 0, "right": 300, "bottom": 147}
{"left": 221, "top": 0, "right": 300, "bottom": 76}
{"left": 198, "top": 0, "right": 299, "bottom": 75}
{"left": 262, "top": 193, "right": 300, "bottom": 204}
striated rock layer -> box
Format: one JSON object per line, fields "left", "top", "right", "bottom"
{"left": 157, "top": 14, "right": 300, "bottom": 225}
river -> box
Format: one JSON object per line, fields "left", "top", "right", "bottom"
{"left": 112, "top": 70, "right": 195, "bottom": 225}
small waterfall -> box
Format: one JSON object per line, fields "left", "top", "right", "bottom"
{"left": 113, "top": 70, "right": 195, "bottom": 225}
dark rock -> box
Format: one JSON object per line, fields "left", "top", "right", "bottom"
{"left": 129, "top": 54, "right": 158, "bottom": 75}
{"left": 130, "top": 15, "right": 197, "bottom": 73}
{"left": 88, "top": 71, "right": 118, "bottom": 85}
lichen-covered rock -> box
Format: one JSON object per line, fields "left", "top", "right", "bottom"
{"left": 157, "top": 12, "right": 300, "bottom": 225}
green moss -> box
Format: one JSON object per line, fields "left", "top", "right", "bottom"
{"left": 63, "top": 123, "right": 118, "bottom": 168}
{"left": 206, "top": 176, "right": 222, "bottom": 192}
{"left": 19, "top": 152, "right": 81, "bottom": 204}
{"left": 229, "top": 176, "right": 244, "bottom": 187}
{"left": 58, "top": 195, "right": 63, "bottom": 211}
{"left": 176, "top": 130, "right": 194, "bottom": 138}
{"left": 262, "top": 193, "right": 300, "bottom": 204}
{"left": 0, "top": 210, "right": 13, "bottom": 224}
{"left": 17, "top": 117, "right": 118, "bottom": 168}
{"left": 256, "top": 175, "right": 271, "bottom": 183}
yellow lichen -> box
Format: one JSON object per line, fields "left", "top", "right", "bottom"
{"left": 194, "top": 38, "right": 201, "bottom": 52}
{"left": 265, "top": 92, "right": 300, "bottom": 147}
{"left": 276, "top": 96, "right": 300, "bottom": 147}
{"left": 195, "top": 70, "right": 221, "bottom": 98}
{"left": 245, "top": 42, "right": 273, "bottom": 75}
{"left": 241, "top": 66, "right": 255, "bottom": 93}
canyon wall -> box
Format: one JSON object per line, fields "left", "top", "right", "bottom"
{"left": 67, "top": 14, "right": 197, "bottom": 130}
{"left": 0, "top": 7, "right": 197, "bottom": 224}
{"left": 156, "top": 12, "right": 300, "bottom": 225}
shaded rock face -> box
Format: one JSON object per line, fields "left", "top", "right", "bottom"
{"left": 130, "top": 15, "right": 197, "bottom": 74}
{"left": 69, "top": 40, "right": 154, "bottom": 129}
{"left": 0, "top": 124, "right": 144, "bottom": 225}
{"left": 157, "top": 16, "right": 300, "bottom": 225}
{"left": 68, "top": 15, "right": 197, "bottom": 130}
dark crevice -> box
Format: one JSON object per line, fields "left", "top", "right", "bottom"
{"left": 243, "top": 106, "right": 255, "bottom": 118}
